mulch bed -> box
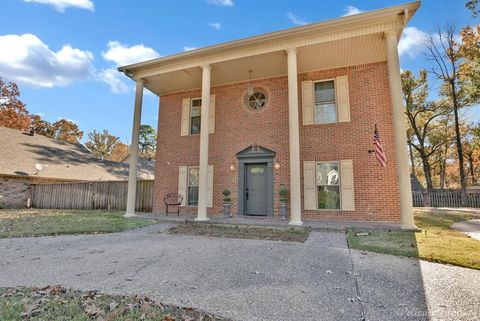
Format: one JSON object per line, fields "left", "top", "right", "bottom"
{"left": 168, "top": 223, "right": 310, "bottom": 243}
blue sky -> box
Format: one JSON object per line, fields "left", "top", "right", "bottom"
{"left": 0, "top": 0, "right": 477, "bottom": 143}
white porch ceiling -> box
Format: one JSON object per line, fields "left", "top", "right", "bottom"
{"left": 143, "top": 32, "right": 387, "bottom": 96}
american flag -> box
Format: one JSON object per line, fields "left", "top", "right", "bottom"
{"left": 374, "top": 124, "right": 386, "bottom": 167}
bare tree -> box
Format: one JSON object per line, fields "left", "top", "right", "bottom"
{"left": 425, "top": 25, "right": 472, "bottom": 202}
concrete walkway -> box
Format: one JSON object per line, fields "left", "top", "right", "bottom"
{"left": 0, "top": 224, "right": 479, "bottom": 321}
{"left": 452, "top": 219, "right": 480, "bottom": 241}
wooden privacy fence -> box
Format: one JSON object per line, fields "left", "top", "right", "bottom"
{"left": 412, "top": 190, "right": 480, "bottom": 208}
{"left": 31, "top": 180, "right": 154, "bottom": 212}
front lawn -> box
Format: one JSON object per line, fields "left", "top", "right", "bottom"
{"left": 169, "top": 222, "right": 310, "bottom": 243}
{"left": 0, "top": 209, "right": 155, "bottom": 238}
{"left": 0, "top": 286, "right": 225, "bottom": 321}
{"left": 347, "top": 208, "right": 480, "bottom": 270}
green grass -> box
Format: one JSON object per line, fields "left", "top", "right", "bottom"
{"left": 169, "top": 223, "right": 310, "bottom": 243}
{"left": 347, "top": 209, "right": 480, "bottom": 270}
{"left": 0, "top": 209, "right": 155, "bottom": 238}
{"left": 0, "top": 286, "right": 225, "bottom": 321}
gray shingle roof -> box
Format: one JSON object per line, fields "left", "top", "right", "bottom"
{"left": 0, "top": 126, "right": 154, "bottom": 181}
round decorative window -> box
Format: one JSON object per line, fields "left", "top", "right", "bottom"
{"left": 245, "top": 88, "right": 268, "bottom": 112}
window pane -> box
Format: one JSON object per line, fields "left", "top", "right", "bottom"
{"left": 317, "top": 186, "right": 340, "bottom": 209}
{"left": 188, "top": 186, "right": 199, "bottom": 205}
{"left": 315, "top": 81, "right": 335, "bottom": 103}
{"left": 191, "top": 106, "right": 201, "bottom": 117}
{"left": 316, "top": 163, "right": 339, "bottom": 186}
{"left": 315, "top": 103, "right": 336, "bottom": 124}
{"left": 250, "top": 167, "right": 265, "bottom": 174}
{"left": 188, "top": 168, "right": 199, "bottom": 186}
{"left": 191, "top": 99, "right": 202, "bottom": 107}
{"left": 190, "top": 116, "right": 201, "bottom": 134}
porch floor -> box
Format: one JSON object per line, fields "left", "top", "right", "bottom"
{"left": 138, "top": 212, "right": 403, "bottom": 231}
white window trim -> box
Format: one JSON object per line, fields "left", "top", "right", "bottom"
{"left": 313, "top": 78, "right": 338, "bottom": 124}
{"left": 187, "top": 166, "right": 199, "bottom": 207}
{"left": 315, "top": 160, "right": 342, "bottom": 211}
{"left": 189, "top": 97, "right": 202, "bottom": 136}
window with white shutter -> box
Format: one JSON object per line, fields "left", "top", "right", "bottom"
{"left": 302, "top": 81, "right": 314, "bottom": 125}
{"left": 303, "top": 161, "right": 316, "bottom": 210}
{"left": 181, "top": 95, "right": 215, "bottom": 136}
{"left": 340, "top": 159, "right": 355, "bottom": 211}
{"left": 302, "top": 76, "right": 351, "bottom": 125}
{"left": 181, "top": 98, "right": 191, "bottom": 136}
{"left": 178, "top": 166, "right": 188, "bottom": 206}
{"left": 335, "top": 76, "right": 351, "bottom": 123}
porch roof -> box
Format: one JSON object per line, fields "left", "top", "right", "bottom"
{"left": 118, "top": 1, "right": 419, "bottom": 96}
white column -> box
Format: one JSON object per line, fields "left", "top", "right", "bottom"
{"left": 385, "top": 31, "right": 416, "bottom": 229}
{"left": 124, "top": 79, "right": 144, "bottom": 218}
{"left": 196, "top": 65, "right": 211, "bottom": 221}
{"left": 286, "top": 48, "right": 303, "bottom": 226}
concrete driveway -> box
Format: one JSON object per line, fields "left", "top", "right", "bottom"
{"left": 0, "top": 224, "right": 479, "bottom": 321}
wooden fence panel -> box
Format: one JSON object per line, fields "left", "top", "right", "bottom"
{"left": 412, "top": 191, "right": 423, "bottom": 207}
{"left": 31, "top": 180, "right": 154, "bottom": 212}
{"left": 412, "top": 190, "right": 480, "bottom": 208}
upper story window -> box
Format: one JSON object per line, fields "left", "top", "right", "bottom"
{"left": 244, "top": 88, "right": 268, "bottom": 112}
{"left": 314, "top": 80, "right": 337, "bottom": 124}
{"left": 190, "top": 98, "right": 202, "bottom": 135}
{"left": 316, "top": 162, "right": 340, "bottom": 210}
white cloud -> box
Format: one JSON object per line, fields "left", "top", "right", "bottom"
{"left": 56, "top": 116, "right": 78, "bottom": 123}
{"left": 99, "top": 41, "right": 160, "bottom": 94}
{"left": 207, "top": 0, "right": 233, "bottom": 7}
{"left": 183, "top": 46, "right": 198, "bottom": 52}
{"left": 208, "top": 22, "right": 222, "bottom": 30}
{"left": 24, "top": 0, "right": 94, "bottom": 12}
{"left": 102, "top": 41, "right": 160, "bottom": 67}
{"left": 342, "top": 6, "right": 364, "bottom": 16}
{"left": 287, "top": 12, "right": 307, "bottom": 26}
{"left": 97, "top": 68, "right": 129, "bottom": 94}
{"left": 398, "top": 27, "right": 429, "bottom": 58}
{"left": 0, "top": 33, "right": 94, "bottom": 87}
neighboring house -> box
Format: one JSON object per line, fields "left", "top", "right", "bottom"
{"left": 121, "top": 154, "right": 155, "bottom": 177}
{"left": 411, "top": 174, "right": 425, "bottom": 192}
{"left": 0, "top": 126, "right": 153, "bottom": 208}
{"left": 118, "top": 2, "right": 420, "bottom": 228}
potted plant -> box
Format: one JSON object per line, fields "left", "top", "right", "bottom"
{"left": 278, "top": 187, "right": 289, "bottom": 219}
{"left": 222, "top": 188, "right": 232, "bottom": 217}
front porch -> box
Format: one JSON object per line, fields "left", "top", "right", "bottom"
{"left": 139, "top": 212, "right": 404, "bottom": 231}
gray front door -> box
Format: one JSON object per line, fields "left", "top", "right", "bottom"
{"left": 245, "top": 164, "right": 268, "bottom": 216}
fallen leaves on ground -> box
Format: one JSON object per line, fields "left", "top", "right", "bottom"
{"left": 0, "top": 286, "right": 228, "bottom": 321}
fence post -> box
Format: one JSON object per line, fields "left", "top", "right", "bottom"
{"left": 422, "top": 191, "right": 431, "bottom": 207}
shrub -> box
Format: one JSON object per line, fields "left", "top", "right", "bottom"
{"left": 222, "top": 188, "right": 231, "bottom": 203}
{"left": 279, "top": 187, "right": 289, "bottom": 203}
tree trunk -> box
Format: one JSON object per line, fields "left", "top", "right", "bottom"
{"left": 420, "top": 151, "right": 434, "bottom": 191}
{"left": 450, "top": 80, "right": 467, "bottom": 205}
{"left": 440, "top": 145, "right": 448, "bottom": 190}
{"left": 409, "top": 144, "right": 416, "bottom": 174}
{"left": 468, "top": 154, "right": 476, "bottom": 184}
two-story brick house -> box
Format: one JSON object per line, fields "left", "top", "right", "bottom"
{"left": 119, "top": 2, "right": 420, "bottom": 229}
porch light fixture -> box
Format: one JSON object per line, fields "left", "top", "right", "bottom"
{"left": 230, "top": 161, "right": 237, "bottom": 172}
{"left": 274, "top": 162, "right": 281, "bottom": 170}
{"left": 247, "top": 70, "right": 254, "bottom": 96}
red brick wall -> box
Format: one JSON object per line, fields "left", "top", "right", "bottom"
{"left": 153, "top": 61, "right": 401, "bottom": 222}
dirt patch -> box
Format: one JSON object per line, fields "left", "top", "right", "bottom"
{"left": 168, "top": 223, "right": 310, "bottom": 243}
